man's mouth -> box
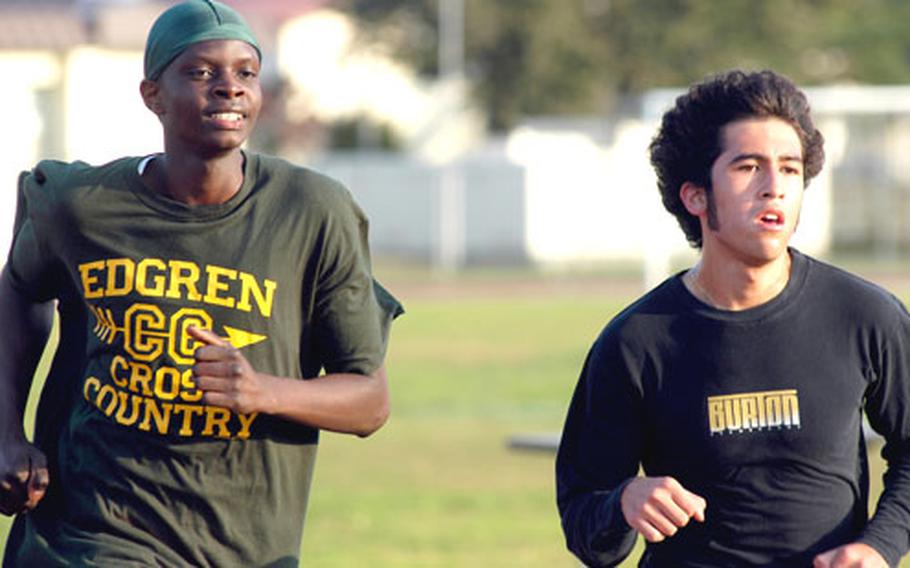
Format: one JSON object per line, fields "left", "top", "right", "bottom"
{"left": 759, "top": 210, "right": 785, "bottom": 227}
{"left": 209, "top": 111, "right": 244, "bottom": 122}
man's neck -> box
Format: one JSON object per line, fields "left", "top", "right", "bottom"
{"left": 143, "top": 150, "right": 245, "bottom": 206}
{"left": 684, "top": 250, "right": 792, "bottom": 311}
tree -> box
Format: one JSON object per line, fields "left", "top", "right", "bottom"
{"left": 338, "top": 0, "right": 910, "bottom": 131}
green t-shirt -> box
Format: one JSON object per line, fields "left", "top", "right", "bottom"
{"left": 3, "top": 154, "right": 401, "bottom": 567}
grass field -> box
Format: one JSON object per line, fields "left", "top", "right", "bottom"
{"left": 301, "top": 289, "right": 620, "bottom": 567}
{"left": 1, "top": 265, "right": 908, "bottom": 566}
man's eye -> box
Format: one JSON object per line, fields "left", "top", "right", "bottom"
{"left": 738, "top": 164, "right": 758, "bottom": 172}
{"left": 239, "top": 69, "right": 258, "bottom": 80}
{"left": 188, "top": 68, "right": 213, "bottom": 79}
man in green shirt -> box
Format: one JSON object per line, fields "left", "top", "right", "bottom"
{"left": 0, "top": 1, "right": 401, "bottom": 565}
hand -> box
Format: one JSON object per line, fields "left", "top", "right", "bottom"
{"left": 813, "top": 543, "right": 888, "bottom": 568}
{"left": 189, "top": 326, "right": 275, "bottom": 415}
{"left": 620, "top": 476, "right": 706, "bottom": 542}
{"left": 0, "top": 436, "right": 48, "bottom": 516}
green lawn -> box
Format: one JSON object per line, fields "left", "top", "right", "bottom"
{"left": 302, "top": 295, "right": 622, "bottom": 567}
{"left": 1, "top": 273, "right": 908, "bottom": 566}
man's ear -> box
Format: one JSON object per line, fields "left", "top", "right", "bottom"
{"left": 140, "top": 79, "right": 164, "bottom": 116}
{"left": 680, "top": 182, "right": 708, "bottom": 216}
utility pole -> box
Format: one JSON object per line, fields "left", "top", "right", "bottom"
{"left": 438, "top": 0, "right": 464, "bottom": 78}
{"left": 435, "top": 0, "right": 466, "bottom": 272}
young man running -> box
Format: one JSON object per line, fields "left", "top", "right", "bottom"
{"left": 557, "top": 70, "right": 910, "bottom": 567}
{"left": 0, "top": 1, "right": 401, "bottom": 565}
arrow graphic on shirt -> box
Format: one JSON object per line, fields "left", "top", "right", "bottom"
{"left": 222, "top": 325, "right": 268, "bottom": 349}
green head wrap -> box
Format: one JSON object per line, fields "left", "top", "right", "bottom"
{"left": 144, "top": 0, "right": 261, "bottom": 80}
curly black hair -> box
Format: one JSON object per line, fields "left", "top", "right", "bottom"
{"left": 649, "top": 70, "right": 825, "bottom": 248}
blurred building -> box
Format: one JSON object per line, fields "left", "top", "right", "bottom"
{"left": 319, "top": 84, "right": 910, "bottom": 283}
{"left": 3, "top": 1, "right": 910, "bottom": 280}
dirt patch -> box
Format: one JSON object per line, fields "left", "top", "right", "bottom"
{"left": 379, "top": 262, "right": 910, "bottom": 303}
{"left": 381, "top": 272, "right": 645, "bottom": 302}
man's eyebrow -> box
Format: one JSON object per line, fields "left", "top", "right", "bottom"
{"left": 729, "top": 152, "right": 804, "bottom": 163}
{"left": 180, "top": 54, "right": 259, "bottom": 66}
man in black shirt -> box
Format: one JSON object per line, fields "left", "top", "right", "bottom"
{"left": 557, "top": 70, "right": 910, "bottom": 567}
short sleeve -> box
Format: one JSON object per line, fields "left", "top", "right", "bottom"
{"left": 7, "top": 167, "right": 61, "bottom": 301}
{"left": 373, "top": 278, "right": 404, "bottom": 356}
{"left": 312, "top": 189, "right": 402, "bottom": 375}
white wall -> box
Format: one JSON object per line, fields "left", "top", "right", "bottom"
{"left": 311, "top": 151, "right": 526, "bottom": 265}
{"left": 63, "top": 47, "right": 161, "bottom": 164}
{"left": 0, "top": 46, "right": 157, "bottom": 267}
{"left": 0, "top": 52, "right": 63, "bottom": 263}
{"left": 310, "top": 112, "right": 835, "bottom": 280}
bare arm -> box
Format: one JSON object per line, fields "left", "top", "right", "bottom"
{"left": 188, "top": 326, "right": 389, "bottom": 437}
{"left": 0, "top": 267, "right": 54, "bottom": 515}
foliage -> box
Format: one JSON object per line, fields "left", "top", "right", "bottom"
{"left": 337, "top": 0, "right": 910, "bottom": 130}
{"left": 329, "top": 114, "right": 402, "bottom": 150}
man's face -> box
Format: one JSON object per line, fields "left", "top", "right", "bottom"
{"left": 699, "top": 117, "right": 805, "bottom": 266}
{"left": 143, "top": 39, "right": 262, "bottom": 157}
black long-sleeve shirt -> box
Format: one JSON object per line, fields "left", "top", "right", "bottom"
{"left": 557, "top": 250, "right": 910, "bottom": 567}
